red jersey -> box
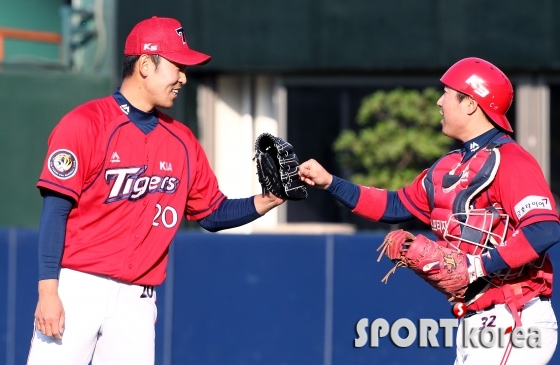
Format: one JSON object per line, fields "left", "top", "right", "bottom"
{"left": 399, "top": 142, "right": 558, "bottom": 243}
{"left": 37, "top": 94, "right": 225, "bottom": 285}
{"left": 398, "top": 139, "right": 558, "bottom": 309}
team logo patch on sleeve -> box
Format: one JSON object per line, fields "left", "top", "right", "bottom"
{"left": 48, "top": 149, "right": 78, "bottom": 179}
{"left": 515, "top": 195, "right": 552, "bottom": 218}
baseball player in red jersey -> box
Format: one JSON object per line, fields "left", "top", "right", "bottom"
{"left": 27, "top": 16, "right": 285, "bottom": 365}
{"left": 299, "top": 58, "right": 559, "bottom": 364}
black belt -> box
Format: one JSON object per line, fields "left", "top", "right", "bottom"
{"left": 464, "top": 295, "right": 550, "bottom": 319}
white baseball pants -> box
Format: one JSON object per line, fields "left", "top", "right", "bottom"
{"left": 27, "top": 268, "right": 157, "bottom": 365}
{"left": 455, "top": 296, "right": 557, "bottom": 365}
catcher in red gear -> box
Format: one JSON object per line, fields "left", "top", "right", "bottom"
{"left": 298, "top": 57, "right": 559, "bottom": 365}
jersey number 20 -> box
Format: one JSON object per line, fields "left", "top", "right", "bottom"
{"left": 153, "top": 204, "right": 178, "bottom": 228}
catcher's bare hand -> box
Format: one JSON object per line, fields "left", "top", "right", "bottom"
{"left": 298, "top": 159, "right": 333, "bottom": 189}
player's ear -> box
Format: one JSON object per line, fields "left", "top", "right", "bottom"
{"left": 138, "top": 54, "right": 151, "bottom": 77}
{"left": 464, "top": 96, "right": 479, "bottom": 116}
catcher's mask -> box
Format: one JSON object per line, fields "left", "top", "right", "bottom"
{"left": 443, "top": 205, "right": 508, "bottom": 256}
{"left": 443, "top": 205, "right": 545, "bottom": 283}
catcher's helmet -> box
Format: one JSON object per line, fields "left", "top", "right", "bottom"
{"left": 440, "top": 57, "right": 514, "bottom": 133}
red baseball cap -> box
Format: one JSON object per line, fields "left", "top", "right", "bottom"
{"left": 124, "top": 16, "right": 211, "bottom": 66}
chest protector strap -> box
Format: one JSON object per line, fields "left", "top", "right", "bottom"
{"left": 425, "top": 138, "right": 515, "bottom": 217}
{"left": 425, "top": 138, "right": 514, "bottom": 247}
{"left": 502, "top": 265, "right": 552, "bottom": 328}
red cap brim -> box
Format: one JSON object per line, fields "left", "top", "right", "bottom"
{"left": 160, "top": 48, "right": 211, "bottom": 66}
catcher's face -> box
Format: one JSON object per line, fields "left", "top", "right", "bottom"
{"left": 437, "top": 87, "right": 472, "bottom": 142}
{"left": 144, "top": 56, "right": 187, "bottom": 109}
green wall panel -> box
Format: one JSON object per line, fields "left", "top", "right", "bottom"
{"left": 116, "top": 0, "right": 560, "bottom": 73}
{"left": 0, "top": 71, "right": 111, "bottom": 227}
{"left": 0, "top": 0, "right": 64, "bottom": 63}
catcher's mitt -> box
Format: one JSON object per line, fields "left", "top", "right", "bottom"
{"left": 253, "top": 133, "right": 307, "bottom": 201}
{"left": 377, "top": 229, "right": 475, "bottom": 300}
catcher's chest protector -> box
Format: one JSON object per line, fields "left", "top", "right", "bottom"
{"left": 423, "top": 139, "right": 514, "bottom": 253}
{"left": 424, "top": 139, "right": 552, "bottom": 322}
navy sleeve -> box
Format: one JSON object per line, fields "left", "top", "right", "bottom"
{"left": 38, "top": 191, "right": 73, "bottom": 280}
{"left": 380, "top": 191, "right": 415, "bottom": 223}
{"left": 326, "top": 175, "right": 414, "bottom": 222}
{"left": 482, "top": 221, "right": 560, "bottom": 274}
{"left": 198, "top": 197, "right": 261, "bottom": 232}
{"left": 326, "top": 175, "right": 360, "bottom": 209}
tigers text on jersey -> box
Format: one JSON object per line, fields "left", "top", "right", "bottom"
{"left": 37, "top": 93, "right": 225, "bottom": 285}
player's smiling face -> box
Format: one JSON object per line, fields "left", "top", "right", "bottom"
{"left": 146, "top": 56, "right": 187, "bottom": 109}
{"left": 437, "top": 87, "right": 471, "bottom": 141}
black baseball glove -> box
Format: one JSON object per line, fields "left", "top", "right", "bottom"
{"left": 253, "top": 133, "right": 308, "bottom": 201}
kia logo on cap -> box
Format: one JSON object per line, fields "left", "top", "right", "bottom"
{"left": 143, "top": 43, "right": 158, "bottom": 51}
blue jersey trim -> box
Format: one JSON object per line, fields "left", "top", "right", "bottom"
{"left": 38, "top": 179, "right": 79, "bottom": 199}
{"left": 158, "top": 121, "right": 191, "bottom": 192}
{"left": 83, "top": 121, "right": 131, "bottom": 194}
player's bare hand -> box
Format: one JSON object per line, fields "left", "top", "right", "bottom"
{"left": 35, "top": 279, "right": 65, "bottom": 341}
{"left": 254, "top": 193, "right": 285, "bottom": 215}
{"left": 298, "top": 159, "right": 333, "bottom": 189}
